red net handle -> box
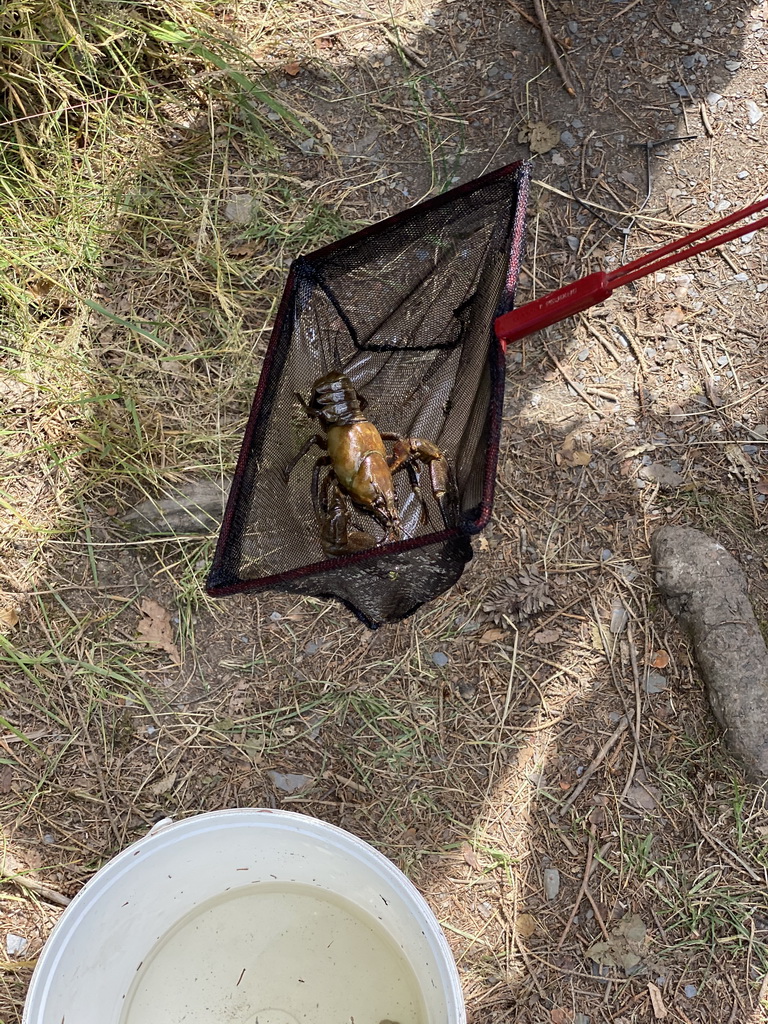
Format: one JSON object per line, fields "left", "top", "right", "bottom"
{"left": 495, "top": 198, "right": 768, "bottom": 348}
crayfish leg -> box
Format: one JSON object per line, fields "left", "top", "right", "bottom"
{"left": 282, "top": 434, "right": 326, "bottom": 483}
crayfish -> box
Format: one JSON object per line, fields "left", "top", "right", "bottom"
{"left": 283, "top": 371, "right": 455, "bottom": 556}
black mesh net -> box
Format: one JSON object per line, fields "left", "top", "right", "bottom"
{"left": 207, "top": 161, "right": 531, "bottom": 627}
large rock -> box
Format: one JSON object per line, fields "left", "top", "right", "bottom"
{"left": 651, "top": 525, "right": 768, "bottom": 779}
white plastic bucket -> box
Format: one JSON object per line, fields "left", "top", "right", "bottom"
{"left": 23, "top": 808, "right": 465, "bottom": 1024}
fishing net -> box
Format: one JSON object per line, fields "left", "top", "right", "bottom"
{"left": 207, "top": 160, "right": 531, "bottom": 627}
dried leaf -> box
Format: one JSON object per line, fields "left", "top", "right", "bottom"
{"left": 461, "top": 841, "right": 481, "bottom": 871}
{"left": 267, "top": 770, "right": 313, "bottom": 794}
{"left": 0, "top": 605, "right": 19, "bottom": 629}
{"left": 480, "top": 628, "right": 507, "bottom": 644}
{"left": 518, "top": 121, "right": 560, "bottom": 154}
{"left": 516, "top": 913, "right": 537, "bottom": 938}
{"left": 587, "top": 913, "right": 649, "bottom": 974}
{"left": 150, "top": 771, "right": 177, "bottom": 796}
{"left": 757, "top": 477, "right": 768, "bottom": 495}
{"left": 551, "top": 1009, "right": 573, "bottom": 1024}
{"left": 650, "top": 650, "right": 670, "bottom": 669}
{"left": 725, "top": 443, "right": 760, "bottom": 482}
{"left": 648, "top": 981, "right": 668, "bottom": 1019}
{"left": 228, "top": 241, "right": 262, "bottom": 258}
{"left": 663, "top": 307, "right": 684, "bottom": 328}
{"left": 560, "top": 447, "right": 592, "bottom": 468}
{"left": 283, "top": 60, "right": 301, "bottom": 75}
{"left": 533, "top": 628, "right": 562, "bottom": 645}
{"left": 639, "top": 463, "right": 685, "bottom": 489}
{"left": 137, "top": 599, "right": 181, "bottom": 664}
{"left": 625, "top": 770, "right": 661, "bottom": 811}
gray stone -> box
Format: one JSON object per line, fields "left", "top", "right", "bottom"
{"left": 652, "top": 526, "right": 768, "bottom": 779}
{"left": 543, "top": 866, "right": 561, "bottom": 900}
{"left": 561, "top": 130, "right": 577, "bottom": 148}
{"left": 746, "top": 100, "right": 763, "bottom": 124}
{"left": 612, "top": 45, "right": 624, "bottom": 57}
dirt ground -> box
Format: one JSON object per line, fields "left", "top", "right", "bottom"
{"left": 3, "top": 0, "right": 768, "bottom": 1021}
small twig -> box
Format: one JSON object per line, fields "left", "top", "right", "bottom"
{"left": 559, "top": 717, "right": 629, "bottom": 815}
{"left": 584, "top": 886, "right": 610, "bottom": 941}
{"left": 4, "top": 872, "right": 71, "bottom": 907}
{"left": 700, "top": 102, "right": 714, "bottom": 138}
{"left": 692, "top": 816, "right": 765, "bottom": 884}
{"left": 545, "top": 345, "right": 606, "bottom": 417}
{"left": 618, "top": 626, "right": 642, "bottom": 804}
{"left": 380, "top": 26, "right": 427, "bottom": 67}
{"left": 614, "top": 0, "right": 645, "bottom": 15}
{"left": 557, "top": 832, "right": 595, "bottom": 948}
{"left": 504, "top": 0, "right": 540, "bottom": 29}
{"left": 531, "top": 0, "right": 576, "bottom": 96}
{"left": 581, "top": 318, "right": 625, "bottom": 364}
{"left": 614, "top": 313, "right": 648, "bottom": 374}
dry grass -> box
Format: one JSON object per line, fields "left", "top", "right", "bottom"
{"left": 3, "top": 1, "right": 768, "bottom": 1023}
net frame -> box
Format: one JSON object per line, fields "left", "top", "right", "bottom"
{"left": 207, "top": 160, "right": 531, "bottom": 627}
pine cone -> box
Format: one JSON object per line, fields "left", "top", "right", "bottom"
{"left": 482, "top": 566, "right": 554, "bottom": 625}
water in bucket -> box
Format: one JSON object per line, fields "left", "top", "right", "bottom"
{"left": 121, "top": 882, "right": 428, "bottom": 1024}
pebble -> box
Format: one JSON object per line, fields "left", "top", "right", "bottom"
{"left": 543, "top": 867, "right": 561, "bottom": 900}
{"left": 43, "top": 833, "right": 57, "bottom": 845}
{"left": 567, "top": 235, "right": 579, "bottom": 251}
{"left": 432, "top": 651, "right": 449, "bottom": 667}
{"left": 717, "top": 354, "right": 729, "bottom": 367}
{"left": 706, "top": 92, "right": 723, "bottom": 107}
{"left": 568, "top": 20, "right": 579, "bottom": 33}
{"left": 670, "top": 21, "right": 683, "bottom": 33}
{"left": 757, "top": 283, "right": 768, "bottom": 292}
{"left": 737, "top": 169, "right": 749, "bottom": 178}
{"left": 684, "top": 985, "right": 698, "bottom": 999}
{"left": 600, "top": 549, "right": 613, "bottom": 561}
{"left": 305, "top": 641, "right": 320, "bottom": 654}
{"left": 577, "top": 348, "right": 590, "bottom": 361}
{"left": 725, "top": 59, "right": 742, "bottom": 71}
{"left": 715, "top": 199, "right": 732, "bottom": 212}
{"left": 734, "top": 272, "right": 749, "bottom": 281}
{"left": 746, "top": 100, "right": 764, "bottom": 124}
{"left": 571, "top": 117, "right": 584, "bottom": 128}
{"left": 671, "top": 81, "right": 695, "bottom": 98}
{"left": 645, "top": 671, "right": 668, "bottom": 694}
{"left": 6, "top": 934, "right": 29, "bottom": 957}
{"left": 561, "top": 130, "right": 577, "bottom": 148}
{"left": 611, "top": 45, "right": 624, "bottom": 57}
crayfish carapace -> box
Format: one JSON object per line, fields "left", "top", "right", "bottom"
{"left": 283, "top": 371, "right": 455, "bottom": 556}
